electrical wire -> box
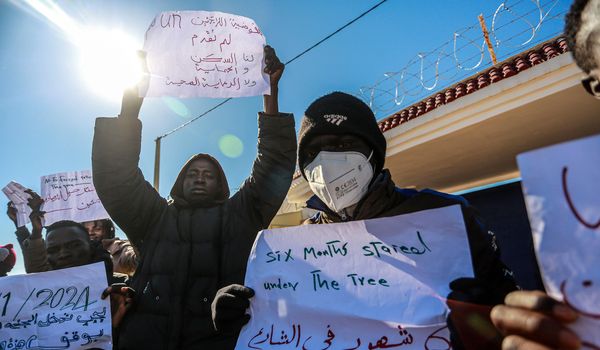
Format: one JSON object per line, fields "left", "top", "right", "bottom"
{"left": 156, "top": 0, "right": 388, "bottom": 140}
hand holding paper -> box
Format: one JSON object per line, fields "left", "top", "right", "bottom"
{"left": 2, "top": 181, "right": 32, "bottom": 227}
{"left": 517, "top": 134, "right": 600, "bottom": 348}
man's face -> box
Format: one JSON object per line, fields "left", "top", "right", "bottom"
{"left": 46, "top": 227, "right": 92, "bottom": 270}
{"left": 82, "top": 220, "right": 107, "bottom": 241}
{"left": 302, "top": 134, "right": 372, "bottom": 169}
{"left": 182, "top": 159, "right": 220, "bottom": 204}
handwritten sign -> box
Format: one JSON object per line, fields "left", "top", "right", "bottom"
{"left": 0, "top": 262, "right": 112, "bottom": 349}
{"left": 2, "top": 181, "right": 31, "bottom": 228}
{"left": 40, "top": 170, "right": 109, "bottom": 227}
{"left": 518, "top": 134, "right": 600, "bottom": 348}
{"left": 235, "top": 205, "right": 473, "bottom": 350}
{"left": 143, "top": 11, "right": 269, "bottom": 98}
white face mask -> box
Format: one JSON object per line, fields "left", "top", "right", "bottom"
{"left": 304, "top": 151, "right": 374, "bottom": 213}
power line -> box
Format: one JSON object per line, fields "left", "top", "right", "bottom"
{"left": 156, "top": 0, "right": 388, "bottom": 140}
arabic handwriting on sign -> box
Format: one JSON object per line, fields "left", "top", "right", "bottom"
{"left": 165, "top": 76, "right": 241, "bottom": 90}
{"left": 562, "top": 166, "right": 600, "bottom": 229}
{"left": 77, "top": 198, "right": 101, "bottom": 211}
{"left": 76, "top": 307, "right": 107, "bottom": 326}
{"left": 219, "top": 33, "right": 232, "bottom": 52}
{"left": 248, "top": 323, "right": 304, "bottom": 349}
{"left": 190, "top": 15, "right": 227, "bottom": 27}
{"left": 424, "top": 326, "right": 451, "bottom": 350}
{"left": 0, "top": 335, "right": 37, "bottom": 350}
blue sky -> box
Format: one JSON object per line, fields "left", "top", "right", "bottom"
{"left": 0, "top": 0, "right": 568, "bottom": 274}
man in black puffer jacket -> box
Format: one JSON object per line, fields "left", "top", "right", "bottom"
{"left": 92, "top": 46, "right": 296, "bottom": 349}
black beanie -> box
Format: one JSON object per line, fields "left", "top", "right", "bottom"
{"left": 298, "top": 92, "right": 387, "bottom": 178}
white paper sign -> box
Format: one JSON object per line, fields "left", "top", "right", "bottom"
{"left": 40, "top": 170, "right": 109, "bottom": 226}
{"left": 518, "top": 134, "right": 600, "bottom": 348}
{"left": 2, "top": 181, "right": 32, "bottom": 227}
{"left": 0, "top": 262, "right": 112, "bottom": 349}
{"left": 143, "top": 11, "right": 269, "bottom": 98}
{"left": 235, "top": 205, "right": 473, "bottom": 350}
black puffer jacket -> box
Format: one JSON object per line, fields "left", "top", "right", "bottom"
{"left": 92, "top": 113, "right": 296, "bottom": 350}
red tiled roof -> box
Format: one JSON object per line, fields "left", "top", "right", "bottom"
{"left": 377, "top": 36, "right": 570, "bottom": 132}
{"left": 292, "top": 36, "right": 570, "bottom": 181}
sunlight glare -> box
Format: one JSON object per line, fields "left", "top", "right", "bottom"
{"left": 79, "top": 28, "right": 142, "bottom": 101}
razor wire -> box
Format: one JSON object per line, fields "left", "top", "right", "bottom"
{"left": 358, "top": 0, "right": 569, "bottom": 117}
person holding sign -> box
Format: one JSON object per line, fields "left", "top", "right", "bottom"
{"left": 92, "top": 45, "right": 296, "bottom": 349}
{"left": 490, "top": 1, "right": 599, "bottom": 349}
{"left": 213, "top": 91, "right": 518, "bottom": 349}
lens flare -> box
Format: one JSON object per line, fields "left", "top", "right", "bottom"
{"left": 162, "top": 97, "right": 190, "bottom": 118}
{"left": 219, "top": 134, "right": 244, "bottom": 158}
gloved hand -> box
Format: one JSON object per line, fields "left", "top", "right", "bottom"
{"left": 446, "top": 277, "right": 504, "bottom": 350}
{"left": 211, "top": 284, "right": 254, "bottom": 333}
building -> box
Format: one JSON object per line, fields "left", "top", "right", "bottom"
{"left": 271, "top": 37, "right": 600, "bottom": 289}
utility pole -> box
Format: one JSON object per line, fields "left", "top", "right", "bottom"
{"left": 154, "top": 137, "right": 161, "bottom": 191}
{"left": 478, "top": 14, "right": 498, "bottom": 65}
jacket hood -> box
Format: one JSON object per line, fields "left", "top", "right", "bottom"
{"left": 170, "top": 153, "right": 230, "bottom": 208}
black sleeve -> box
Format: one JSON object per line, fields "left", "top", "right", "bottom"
{"left": 92, "top": 117, "right": 168, "bottom": 247}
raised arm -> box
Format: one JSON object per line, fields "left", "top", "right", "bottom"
{"left": 228, "top": 46, "right": 297, "bottom": 234}
{"left": 92, "top": 60, "right": 167, "bottom": 247}
{"left": 19, "top": 190, "right": 51, "bottom": 273}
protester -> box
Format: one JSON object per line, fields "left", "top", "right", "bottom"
{"left": 565, "top": 0, "right": 600, "bottom": 98}
{"left": 489, "top": 1, "right": 600, "bottom": 349}
{"left": 82, "top": 219, "right": 116, "bottom": 241}
{"left": 83, "top": 218, "right": 139, "bottom": 276}
{"left": 0, "top": 244, "right": 16, "bottom": 277}
{"left": 6, "top": 190, "right": 48, "bottom": 273}
{"left": 212, "top": 91, "right": 518, "bottom": 349}
{"left": 92, "top": 45, "right": 296, "bottom": 349}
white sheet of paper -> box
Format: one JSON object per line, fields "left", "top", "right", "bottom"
{"left": 0, "top": 262, "right": 112, "bottom": 349}
{"left": 40, "top": 170, "right": 109, "bottom": 226}
{"left": 143, "top": 11, "right": 269, "bottom": 98}
{"left": 235, "top": 205, "right": 473, "bottom": 350}
{"left": 518, "top": 134, "right": 600, "bottom": 348}
{"left": 2, "top": 181, "right": 32, "bottom": 227}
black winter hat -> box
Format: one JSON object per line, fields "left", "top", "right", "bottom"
{"left": 298, "top": 92, "right": 387, "bottom": 177}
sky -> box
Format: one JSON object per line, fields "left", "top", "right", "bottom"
{"left": 0, "top": 0, "right": 569, "bottom": 274}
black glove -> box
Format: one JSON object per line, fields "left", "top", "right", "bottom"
{"left": 212, "top": 284, "right": 254, "bottom": 333}
{"left": 446, "top": 278, "right": 503, "bottom": 350}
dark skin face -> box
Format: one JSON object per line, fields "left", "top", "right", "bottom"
{"left": 182, "top": 159, "right": 221, "bottom": 204}
{"left": 302, "top": 134, "right": 373, "bottom": 169}
{"left": 82, "top": 220, "right": 108, "bottom": 241}
{"left": 46, "top": 227, "right": 92, "bottom": 270}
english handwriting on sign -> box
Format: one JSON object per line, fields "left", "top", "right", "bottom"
{"left": 304, "top": 240, "right": 349, "bottom": 260}
{"left": 362, "top": 231, "right": 432, "bottom": 258}
{"left": 266, "top": 249, "right": 294, "bottom": 263}
{"left": 247, "top": 323, "right": 415, "bottom": 350}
